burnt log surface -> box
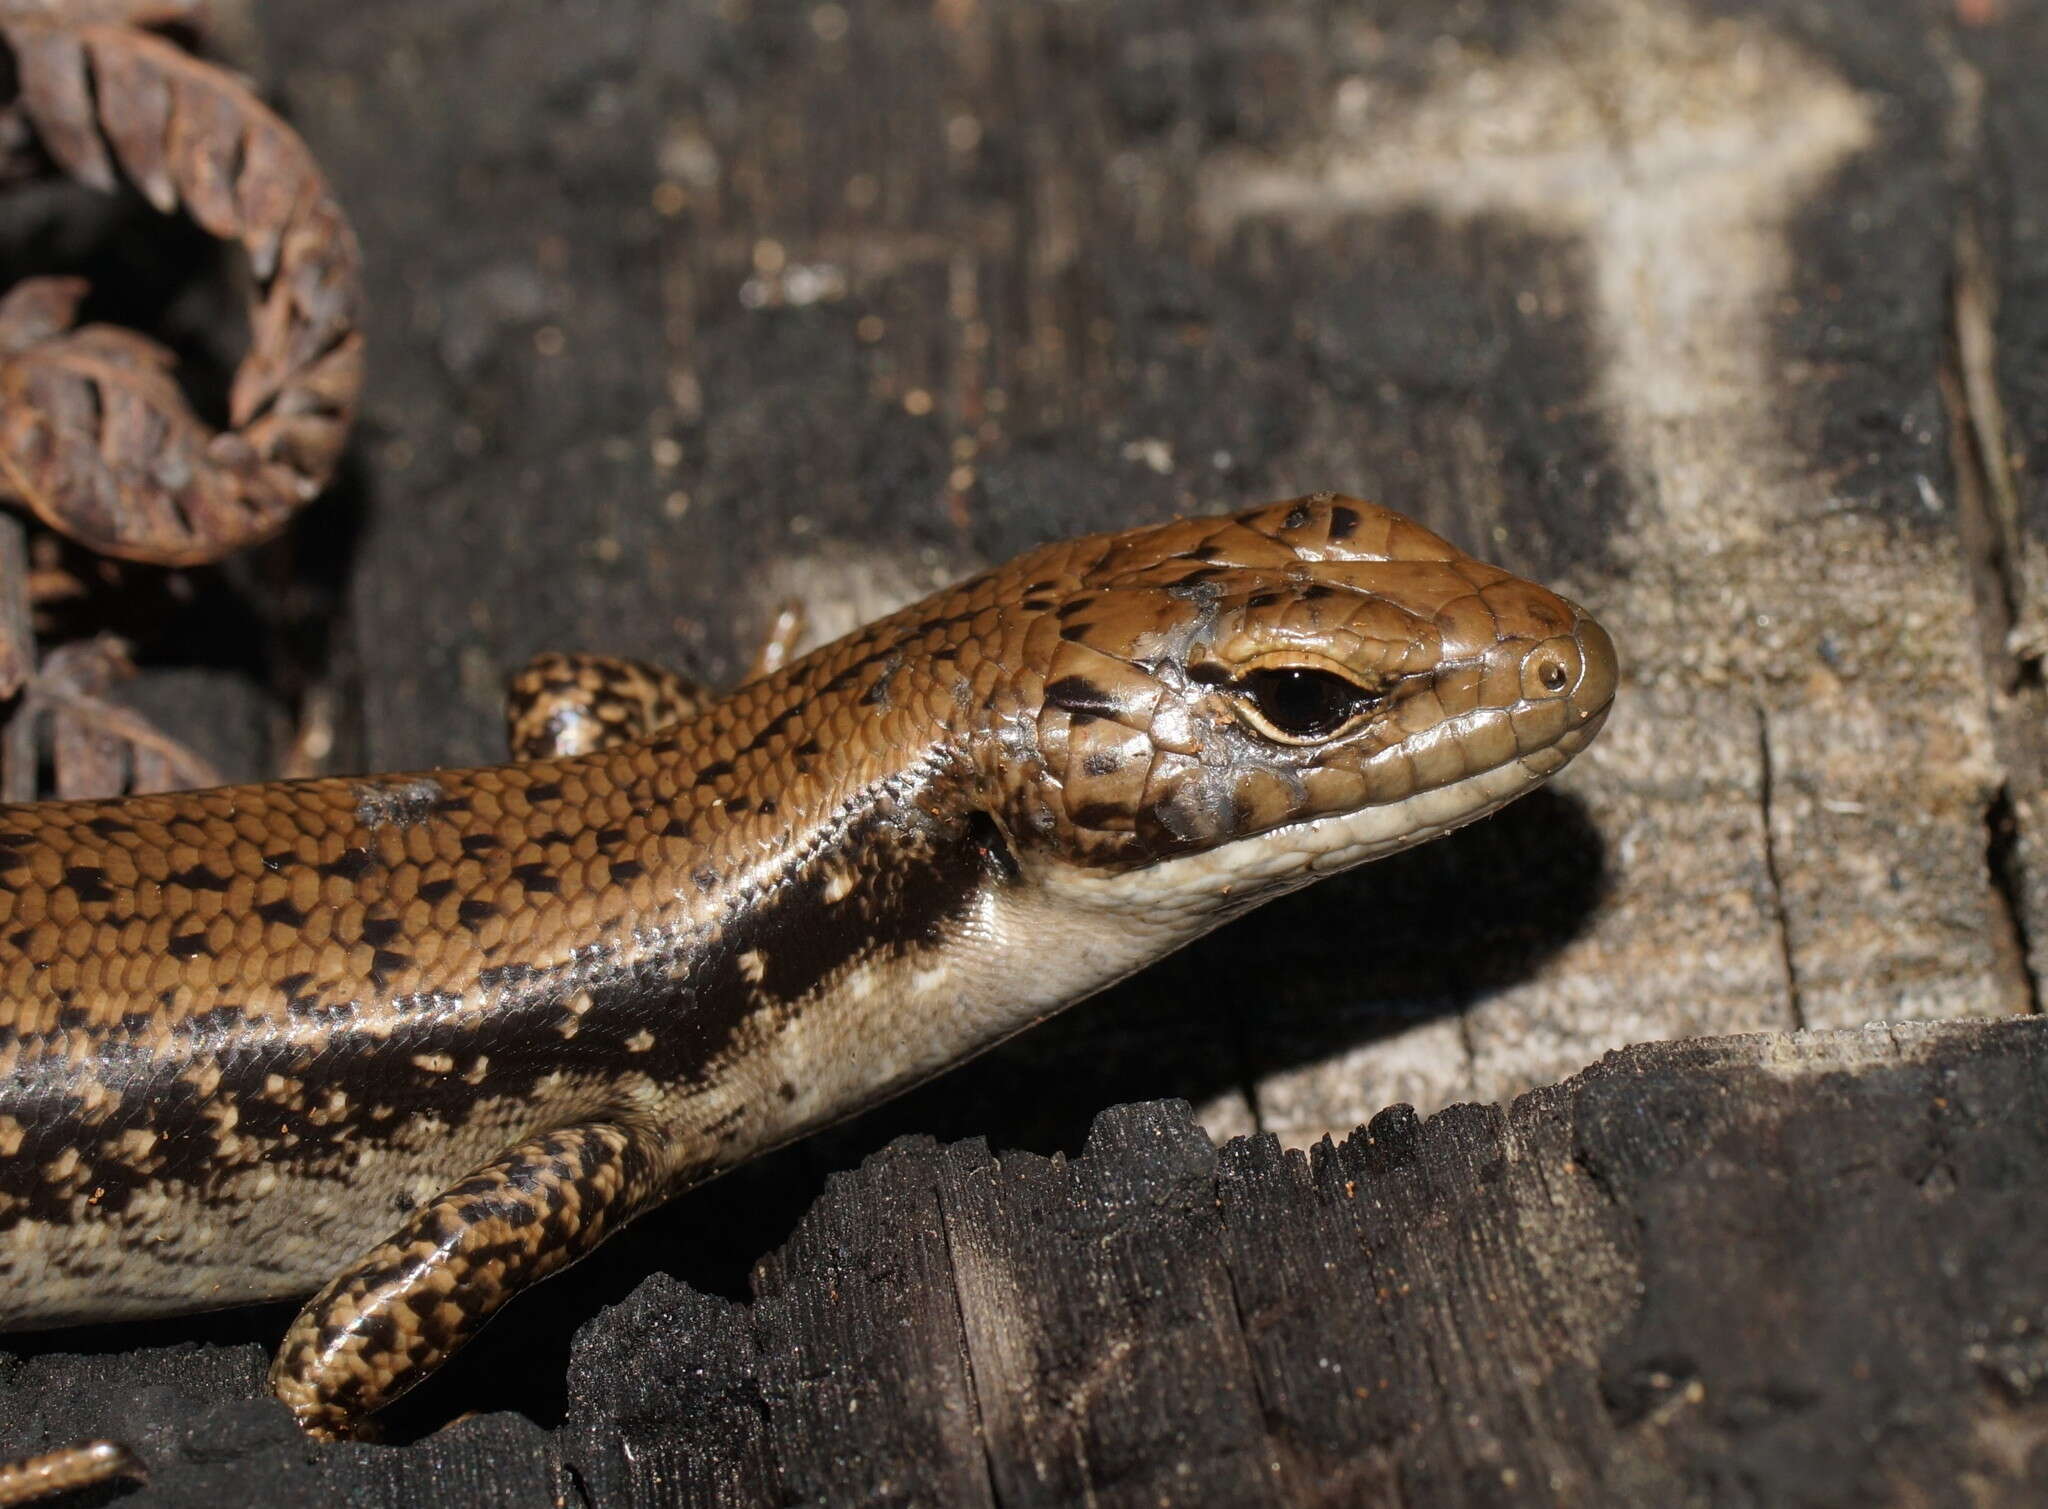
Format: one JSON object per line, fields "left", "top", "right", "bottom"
{"left": 3, "top": 1020, "right": 2046, "bottom": 1505}
{"left": 4, "top": 0, "right": 2048, "bottom": 1503}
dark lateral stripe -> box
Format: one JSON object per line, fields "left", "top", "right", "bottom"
{"left": 0, "top": 770, "right": 993, "bottom": 1238}
{"left": 1043, "top": 675, "right": 1122, "bottom": 720}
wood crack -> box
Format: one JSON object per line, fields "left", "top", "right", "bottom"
{"left": 931, "top": 1154, "right": 1005, "bottom": 1509}
{"left": 1753, "top": 703, "right": 1806, "bottom": 1031}
{"left": 1936, "top": 36, "right": 2047, "bottom": 1015}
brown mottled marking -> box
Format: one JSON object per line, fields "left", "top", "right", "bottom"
{"left": 0, "top": 1441, "right": 144, "bottom": 1504}
{"left": 269, "top": 1123, "right": 650, "bottom": 1435}
{"left": 503, "top": 652, "right": 704, "bottom": 761}
{"left": 504, "top": 601, "right": 805, "bottom": 762}
{"left": 0, "top": 496, "right": 1618, "bottom": 1441}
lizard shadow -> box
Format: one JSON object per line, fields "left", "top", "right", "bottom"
{"left": 393, "top": 781, "right": 1609, "bottom": 1436}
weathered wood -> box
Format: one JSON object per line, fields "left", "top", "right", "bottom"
{"left": 1965, "top": 3, "right": 2048, "bottom": 1004}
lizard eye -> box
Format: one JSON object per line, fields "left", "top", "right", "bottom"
{"left": 1233, "top": 666, "right": 1383, "bottom": 743}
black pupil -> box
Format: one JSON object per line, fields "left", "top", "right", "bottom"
{"left": 1239, "top": 667, "right": 1373, "bottom": 738}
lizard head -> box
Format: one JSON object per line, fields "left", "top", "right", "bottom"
{"left": 637, "top": 492, "right": 1616, "bottom": 1111}
{"left": 970, "top": 493, "right": 1616, "bottom": 921}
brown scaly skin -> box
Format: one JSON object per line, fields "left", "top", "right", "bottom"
{"left": 0, "top": 1443, "right": 143, "bottom": 1505}
{"left": 0, "top": 495, "right": 1617, "bottom": 1449}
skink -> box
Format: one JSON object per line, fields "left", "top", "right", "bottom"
{"left": 0, "top": 494, "right": 1616, "bottom": 1445}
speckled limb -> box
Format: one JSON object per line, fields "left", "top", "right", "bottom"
{"left": 503, "top": 652, "right": 706, "bottom": 760}
{"left": 0, "top": 1441, "right": 144, "bottom": 1507}
{"left": 506, "top": 603, "right": 808, "bottom": 762}
{"left": 268, "top": 1122, "right": 654, "bottom": 1439}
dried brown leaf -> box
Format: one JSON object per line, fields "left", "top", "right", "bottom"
{"left": 0, "top": 514, "right": 31, "bottom": 702}
{"left": 90, "top": 25, "right": 176, "bottom": 212}
{"left": 0, "top": 18, "right": 363, "bottom": 565}
{"left": 46, "top": 638, "right": 129, "bottom": 798}
{"left": 6, "top": 22, "right": 114, "bottom": 189}
{"left": 0, "top": 323, "right": 254, "bottom": 559}
{"left": 0, "top": 3, "right": 200, "bottom": 22}
{"left": 36, "top": 634, "right": 222, "bottom": 798}
{"left": 0, "top": 275, "right": 87, "bottom": 354}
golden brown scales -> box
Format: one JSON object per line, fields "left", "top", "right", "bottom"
{"left": 0, "top": 495, "right": 1616, "bottom": 1453}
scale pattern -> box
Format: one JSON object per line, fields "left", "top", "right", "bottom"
{"left": 0, "top": 494, "right": 1617, "bottom": 1440}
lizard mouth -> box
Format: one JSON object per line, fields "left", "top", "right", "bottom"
{"left": 1289, "top": 697, "right": 1610, "bottom": 878}
{"left": 1221, "top": 712, "right": 1607, "bottom": 893}
{"left": 1032, "top": 691, "right": 1612, "bottom": 929}
{"left": 1262, "top": 608, "right": 1614, "bottom": 883}
{"left": 1272, "top": 634, "right": 1614, "bottom": 883}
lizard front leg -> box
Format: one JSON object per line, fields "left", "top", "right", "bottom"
{"left": 268, "top": 1122, "right": 657, "bottom": 1439}
{"left": 504, "top": 601, "right": 805, "bottom": 759}
{"left": 503, "top": 652, "right": 707, "bottom": 760}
